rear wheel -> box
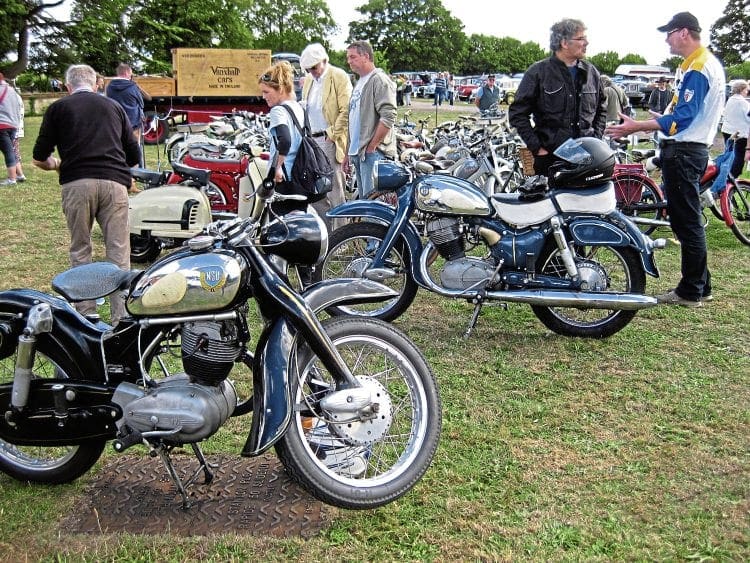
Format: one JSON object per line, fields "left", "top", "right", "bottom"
{"left": 0, "top": 340, "right": 105, "bottom": 484}
{"left": 613, "top": 172, "right": 665, "bottom": 235}
{"left": 275, "top": 317, "right": 441, "bottom": 509}
{"left": 313, "top": 222, "right": 418, "bottom": 321}
{"left": 531, "top": 242, "right": 646, "bottom": 338}
{"left": 142, "top": 113, "right": 169, "bottom": 145}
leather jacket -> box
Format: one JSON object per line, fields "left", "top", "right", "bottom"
{"left": 509, "top": 55, "right": 607, "bottom": 154}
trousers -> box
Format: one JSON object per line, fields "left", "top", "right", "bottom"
{"left": 61, "top": 178, "right": 131, "bottom": 323}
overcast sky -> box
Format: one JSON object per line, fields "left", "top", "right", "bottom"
{"left": 327, "top": 0, "right": 727, "bottom": 66}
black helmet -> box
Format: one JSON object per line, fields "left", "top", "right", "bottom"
{"left": 548, "top": 137, "right": 615, "bottom": 189}
{"left": 260, "top": 211, "right": 328, "bottom": 266}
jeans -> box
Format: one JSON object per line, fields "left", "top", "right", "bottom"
{"left": 0, "top": 128, "right": 17, "bottom": 168}
{"left": 310, "top": 136, "right": 346, "bottom": 230}
{"left": 353, "top": 150, "right": 386, "bottom": 199}
{"left": 660, "top": 142, "right": 711, "bottom": 300}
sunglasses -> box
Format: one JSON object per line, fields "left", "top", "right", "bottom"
{"left": 260, "top": 73, "right": 278, "bottom": 85}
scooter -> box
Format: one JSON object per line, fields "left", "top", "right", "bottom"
{"left": 129, "top": 147, "right": 269, "bottom": 263}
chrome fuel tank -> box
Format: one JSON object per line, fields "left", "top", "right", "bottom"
{"left": 413, "top": 175, "right": 493, "bottom": 217}
{"left": 127, "top": 249, "right": 246, "bottom": 316}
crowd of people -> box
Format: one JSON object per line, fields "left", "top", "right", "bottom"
{"left": 0, "top": 10, "right": 747, "bottom": 318}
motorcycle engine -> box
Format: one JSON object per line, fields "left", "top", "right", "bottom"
{"left": 181, "top": 320, "right": 242, "bottom": 386}
{"left": 111, "top": 375, "right": 237, "bottom": 444}
{"left": 427, "top": 217, "right": 498, "bottom": 290}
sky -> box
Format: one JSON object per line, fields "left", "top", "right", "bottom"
{"left": 46, "top": 0, "right": 728, "bottom": 66}
{"left": 325, "top": 0, "right": 728, "bottom": 66}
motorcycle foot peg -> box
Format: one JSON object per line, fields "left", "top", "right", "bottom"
{"left": 113, "top": 427, "right": 143, "bottom": 453}
{"left": 525, "top": 253, "right": 536, "bottom": 276}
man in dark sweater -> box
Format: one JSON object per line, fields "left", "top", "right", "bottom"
{"left": 33, "top": 64, "right": 140, "bottom": 324}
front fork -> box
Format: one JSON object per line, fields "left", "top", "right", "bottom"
{"left": 10, "top": 303, "right": 53, "bottom": 412}
{"left": 550, "top": 216, "right": 580, "bottom": 280}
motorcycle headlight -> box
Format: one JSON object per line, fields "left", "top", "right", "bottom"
{"left": 373, "top": 160, "right": 411, "bottom": 192}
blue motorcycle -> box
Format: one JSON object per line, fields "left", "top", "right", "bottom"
{"left": 315, "top": 138, "right": 666, "bottom": 338}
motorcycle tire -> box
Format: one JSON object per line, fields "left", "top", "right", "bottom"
{"left": 531, "top": 241, "right": 646, "bottom": 338}
{"left": 726, "top": 180, "right": 750, "bottom": 246}
{"left": 0, "top": 341, "right": 106, "bottom": 484}
{"left": 313, "top": 222, "right": 418, "bottom": 322}
{"left": 130, "top": 233, "right": 162, "bottom": 263}
{"left": 275, "top": 316, "right": 441, "bottom": 509}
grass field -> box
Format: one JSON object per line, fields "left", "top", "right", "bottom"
{"left": 0, "top": 114, "right": 747, "bottom": 561}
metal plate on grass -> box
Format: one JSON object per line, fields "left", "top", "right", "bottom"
{"left": 61, "top": 453, "right": 331, "bottom": 537}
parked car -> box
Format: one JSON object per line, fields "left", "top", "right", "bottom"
{"left": 613, "top": 75, "right": 650, "bottom": 108}
{"left": 456, "top": 76, "right": 482, "bottom": 101}
{"left": 272, "top": 52, "right": 303, "bottom": 100}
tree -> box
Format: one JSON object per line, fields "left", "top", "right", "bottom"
{"left": 587, "top": 51, "right": 621, "bottom": 76}
{"left": 348, "top": 0, "right": 466, "bottom": 72}
{"left": 619, "top": 53, "right": 647, "bottom": 65}
{"left": 0, "top": 0, "right": 67, "bottom": 78}
{"left": 710, "top": 0, "right": 750, "bottom": 66}
{"left": 243, "top": 0, "right": 336, "bottom": 55}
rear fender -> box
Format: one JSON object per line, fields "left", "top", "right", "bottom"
{"left": 567, "top": 213, "right": 659, "bottom": 277}
{"left": 0, "top": 289, "right": 108, "bottom": 381}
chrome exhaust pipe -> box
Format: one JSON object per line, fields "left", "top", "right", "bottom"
{"left": 417, "top": 242, "right": 657, "bottom": 310}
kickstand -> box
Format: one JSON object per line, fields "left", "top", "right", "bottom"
{"left": 464, "top": 295, "right": 484, "bottom": 339}
{"left": 156, "top": 443, "right": 214, "bottom": 510}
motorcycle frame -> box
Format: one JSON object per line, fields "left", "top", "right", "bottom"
{"left": 0, "top": 242, "right": 397, "bottom": 456}
{"left": 327, "top": 179, "right": 660, "bottom": 287}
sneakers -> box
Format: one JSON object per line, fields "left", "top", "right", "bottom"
{"left": 16, "top": 175, "right": 26, "bottom": 183}
{"left": 0, "top": 179, "right": 17, "bottom": 186}
{"left": 701, "top": 294, "right": 714, "bottom": 303}
{"left": 655, "top": 289, "right": 703, "bottom": 308}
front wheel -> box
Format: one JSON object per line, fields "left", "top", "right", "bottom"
{"left": 313, "top": 222, "right": 418, "bottom": 321}
{"left": 531, "top": 242, "right": 646, "bottom": 338}
{"left": 275, "top": 317, "right": 441, "bottom": 509}
{"left": 724, "top": 180, "right": 750, "bottom": 246}
{"left": 0, "top": 343, "right": 106, "bottom": 484}
{"left": 130, "top": 233, "right": 162, "bottom": 263}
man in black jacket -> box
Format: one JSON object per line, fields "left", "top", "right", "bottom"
{"left": 509, "top": 18, "right": 607, "bottom": 175}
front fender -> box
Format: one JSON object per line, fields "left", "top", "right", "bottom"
{"left": 240, "top": 278, "right": 397, "bottom": 456}
{"left": 567, "top": 213, "right": 660, "bottom": 277}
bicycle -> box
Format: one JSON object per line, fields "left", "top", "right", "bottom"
{"left": 613, "top": 159, "right": 750, "bottom": 246}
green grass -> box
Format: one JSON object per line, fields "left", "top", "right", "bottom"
{"left": 0, "top": 115, "right": 747, "bottom": 561}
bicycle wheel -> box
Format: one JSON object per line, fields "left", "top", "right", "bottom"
{"left": 724, "top": 180, "right": 750, "bottom": 246}
{"left": 613, "top": 172, "right": 665, "bottom": 235}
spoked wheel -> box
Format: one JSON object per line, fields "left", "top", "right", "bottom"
{"left": 0, "top": 340, "right": 105, "bottom": 484}
{"left": 531, "top": 242, "right": 646, "bottom": 338}
{"left": 614, "top": 172, "right": 666, "bottom": 235}
{"left": 724, "top": 180, "right": 750, "bottom": 246}
{"left": 313, "top": 222, "right": 418, "bottom": 321}
{"left": 275, "top": 317, "right": 441, "bottom": 509}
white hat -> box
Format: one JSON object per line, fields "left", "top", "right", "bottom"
{"left": 300, "top": 43, "right": 328, "bottom": 70}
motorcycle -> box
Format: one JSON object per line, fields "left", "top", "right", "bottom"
{"left": 0, "top": 184, "right": 441, "bottom": 510}
{"left": 315, "top": 137, "right": 665, "bottom": 338}
{"left": 129, "top": 147, "right": 268, "bottom": 263}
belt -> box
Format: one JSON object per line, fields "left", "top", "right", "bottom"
{"left": 659, "top": 139, "right": 707, "bottom": 149}
{"left": 311, "top": 131, "right": 326, "bottom": 138}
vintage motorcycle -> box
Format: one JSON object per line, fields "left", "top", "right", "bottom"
{"left": 129, "top": 147, "right": 267, "bottom": 263}
{"left": 0, "top": 184, "right": 441, "bottom": 510}
{"left": 316, "top": 137, "right": 665, "bottom": 338}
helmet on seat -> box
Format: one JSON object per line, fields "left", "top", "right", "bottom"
{"left": 548, "top": 137, "right": 615, "bottom": 189}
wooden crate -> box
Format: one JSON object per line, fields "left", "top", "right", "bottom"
{"left": 103, "top": 76, "right": 175, "bottom": 97}
{"left": 172, "top": 48, "right": 271, "bottom": 97}
{"left": 134, "top": 76, "right": 175, "bottom": 97}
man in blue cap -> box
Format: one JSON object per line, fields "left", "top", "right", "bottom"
{"left": 606, "top": 12, "right": 725, "bottom": 308}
